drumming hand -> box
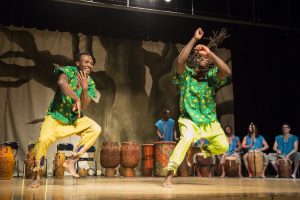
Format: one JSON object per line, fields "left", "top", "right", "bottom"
{"left": 285, "top": 155, "right": 290, "bottom": 160}
{"left": 277, "top": 150, "right": 282, "bottom": 155}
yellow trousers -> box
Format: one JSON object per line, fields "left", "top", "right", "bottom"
{"left": 167, "top": 117, "right": 228, "bottom": 173}
{"left": 34, "top": 115, "right": 101, "bottom": 161}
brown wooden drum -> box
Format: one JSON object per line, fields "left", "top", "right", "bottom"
{"left": 24, "top": 143, "right": 35, "bottom": 179}
{"left": 277, "top": 159, "right": 292, "bottom": 178}
{"left": 247, "top": 150, "right": 264, "bottom": 177}
{"left": 224, "top": 156, "right": 239, "bottom": 177}
{"left": 178, "top": 156, "right": 189, "bottom": 177}
{"left": 54, "top": 152, "right": 65, "bottom": 178}
{"left": 186, "top": 145, "right": 202, "bottom": 167}
{"left": 100, "top": 142, "right": 120, "bottom": 177}
{"left": 196, "top": 154, "right": 213, "bottom": 177}
{"left": 0, "top": 145, "right": 14, "bottom": 180}
{"left": 141, "top": 144, "right": 154, "bottom": 176}
{"left": 154, "top": 141, "right": 176, "bottom": 176}
{"left": 120, "top": 142, "right": 139, "bottom": 177}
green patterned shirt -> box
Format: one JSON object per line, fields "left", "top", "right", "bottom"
{"left": 47, "top": 66, "right": 96, "bottom": 125}
{"left": 174, "top": 66, "right": 227, "bottom": 125}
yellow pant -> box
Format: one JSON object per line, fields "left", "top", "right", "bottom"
{"left": 34, "top": 115, "right": 101, "bottom": 161}
{"left": 167, "top": 117, "right": 228, "bottom": 173}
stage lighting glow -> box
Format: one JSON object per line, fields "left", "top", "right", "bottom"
{"left": 164, "top": 0, "right": 172, "bottom": 3}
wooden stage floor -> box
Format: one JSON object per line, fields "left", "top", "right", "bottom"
{"left": 0, "top": 177, "right": 300, "bottom": 200}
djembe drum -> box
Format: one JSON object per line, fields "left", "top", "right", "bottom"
{"left": 196, "top": 154, "right": 213, "bottom": 177}
{"left": 54, "top": 152, "right": 65, "bottom": 178}
{"left": 0, "top": 145, "right": 14, "bottom": 180}
{"left": 247, "top": 150, "right": 264, "bottom": 177}
{"left": 224, "top": 156, "right": 239, "bottom": 177}
{"left": 100, "top": 142, "right": 120, "bottom": 177}
{"left": 277, "top": 159, "right": 292, "bottom": 178}
{"left": 24, "top": 143, "right": 35, "bottom": 179}
{"left": 141, "top": 144, "right": 154, "bottom": 176}
{"left": 154, "top": 141, "right": 176, "bottom": 176}
{"left": 120, "top": 142, "right": 139, "bottom": 177}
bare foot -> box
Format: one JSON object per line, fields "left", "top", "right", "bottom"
{"left": 260, "top": 174, "right": 265, "bottom": 178}
{"left": 238, "top": 174, "right": 243, "bottom": 178}
{"left": 163, "top": 170, "right": 174, "bottom": 188}
{"left": 291, "top": 174, "right": 296, "bottom": 179}
{"left": 220, "top": 173, "right": 225, "bottom": 178}
{"left": 29, "top": 175, "right": 41, "bottom": 188}
{"left": 63, "top": 159, "right": 80, "bottom": 178}
{"left": 248, "top": 173, "right": 252, "bottom": 178}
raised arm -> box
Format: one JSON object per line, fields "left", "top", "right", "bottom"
{"left": 194, "top": 45, "right": 232, "bottom": 79}
{"left": 77, "top": 70, "right": 91, "bottom": 109}
{"left": 177, "top": 28, "right": 204, "bottom": 74}
{"left": 57, "top": 73, "right": 81, "bottom": 117}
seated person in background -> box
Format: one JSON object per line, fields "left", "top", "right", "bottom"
{"left": 220, "top": 126, "right": 242, "bottom": 177}
{"left": 155, "top": 109, "right": 178, "bottom": 142}
{"left": 242, "top": 123, "right": 269, "bottom": 178}
{"left": 268, "top": 123, "right": 300, "bottom": 178}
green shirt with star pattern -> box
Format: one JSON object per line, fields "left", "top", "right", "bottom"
{"left": 174, "top": 66, "right": 228, "bottom": 125}
{"left": 47, "top": 66, "right": 96, "bottom": 125}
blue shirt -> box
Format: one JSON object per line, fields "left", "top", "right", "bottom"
{"left": 155, "top": 118, "right": 175, "bottom": 141}
{"left": 245, "top": 135, "right": 265, "bottom": 151}
{"left": 275, "top": 134, "right": 298, "bottom": 156}
{"left": 227, "top": 136, "right": 240, "bottom": 156}
{"left": 194, "top": 138, "right": 209, "bottom": 147}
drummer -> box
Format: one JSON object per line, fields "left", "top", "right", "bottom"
{"left": 220, "top": 126, "right": 242, "bottom": 177}
{"left": 268, "top": 123, "right": 300, "bottom": 178}
{"left": 155, "top": 109, "right": 179, "bottom": 142}
{"left": 242, "top": 123, "right": 269, "bottom": 178}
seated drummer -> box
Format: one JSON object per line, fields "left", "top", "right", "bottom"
{"left": 242, "top": 122, "right": 269, "bottom": 178}
{"left": 268, "top": 123, "right": 300, "bottom": 178}
{"left": 193, "top": 138, "right": 215, "bottom": 177}
{"left": 155, "top": 109, "right": 179, "bottom": 142}
{"left": 220, "top": 126, "right": 242, "bottom": 177}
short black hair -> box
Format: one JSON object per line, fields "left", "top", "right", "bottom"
{"left": 75, "top": 52, "right": 96, "bottom": 64}
{"left": 162, "top": 109, "right": 170, "bottom": 115}
{"left": 224, "top": 125, "right": 232, "bottom": 130}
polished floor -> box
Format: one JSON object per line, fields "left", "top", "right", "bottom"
{"left": 0, "top": 176, "right": 300, "bottom": 200}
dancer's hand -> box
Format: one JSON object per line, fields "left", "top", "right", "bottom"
{"left": 194, "top": 44, "right": 211, "bottom": 57}
{"left": 77, "top": 70, "right": 89, "bottom": 90}
{"left": 285, "top": 155, "right": 290, "bottom": 160}
{"left": 72, "top": 98, "right": 81, "bottom": 118}
{"left": 193, "top": 28, "right": 204, "bottom": 41}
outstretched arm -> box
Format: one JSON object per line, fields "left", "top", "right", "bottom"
{"left": 57, "top": 73, "right": 81, "bottom": 117}
{"left": 194, "top": 45, "right": 231, "bottom": 79}
{"left": 177, "top": 28, "right": 204, "bottom": 74}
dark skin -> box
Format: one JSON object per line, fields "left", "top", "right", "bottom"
{"left": 163, "top": 28, "right": 231, "bottom": 188}
{"left": 30, "top": 55, "right": 94, "bottom": 188}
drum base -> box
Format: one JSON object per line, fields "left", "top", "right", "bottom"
{"left": 142, "top": 168, "right": 153, "bottom": 176}
{"left": 54, "top": 166, "right": 65, "bottom": 179}
{"left": 123, "top": 168, "right": 135, "bottom": 177}
{"left": 105, "top": 168, "right": 116, "bottom": 177}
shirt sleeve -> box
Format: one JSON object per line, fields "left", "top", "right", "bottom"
{"left": 207, "top": 67, "right": 228, "bottom": 88}
{"left": 173, "top": 66, "right": 194, "bottom": 86}
{"left": 54, "top": 66, "right": 72, "bottom": 77}
{"left": 88, "top": 78, "right": 97, "bottom": 99}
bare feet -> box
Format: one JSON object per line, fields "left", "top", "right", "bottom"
{"left": 63, "top": 159, "right": 80, "bottom": 178}
{"left": 260, "top": 174, "right": 265, "bottom": 178}
{"left": 163, "top": 170, "right": 174, "bottom": 188}
{"left": 238, "top": 174, "right": 243, "bottom": 178}
{"left": 29, "top": 174, "right": 41, "bottom": 188}
{"left": 220, "top": 173, "right": 225, "bottom": 178}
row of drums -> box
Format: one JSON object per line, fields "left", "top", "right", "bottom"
{"left": 100, "top": 141, "right": 179, "bottom": 177}
{"left": 0, "top": 142, "right": 294, "bottom": 179}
